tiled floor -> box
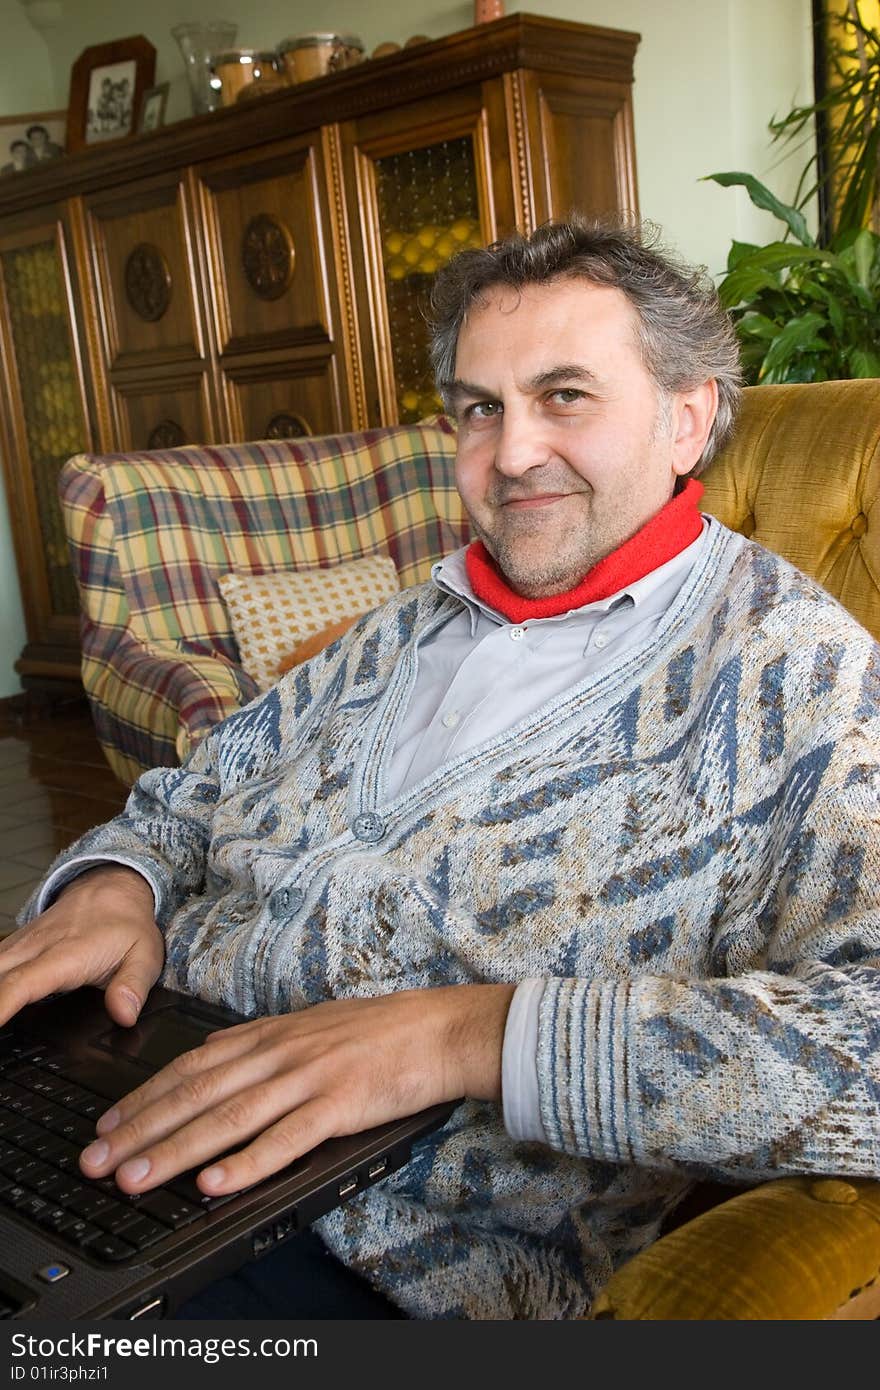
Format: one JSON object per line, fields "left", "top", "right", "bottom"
{"left": 0, "top": 694, "right": 128, "bottom": 936}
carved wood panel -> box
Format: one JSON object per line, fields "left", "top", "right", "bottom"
{"left": 524, "top": 70, "right": 639, "bottom": 227}
{"left": 222, "top": 356, "right": 340, "bottom": 443}
{"left": 85, "top": 176, "right": 204, "bottom": 370}
{"left": 197, "top": 137, "right": 333, "bottom": 355}
{"left": 111, "top": 375, "right": 212, "bottom": 451}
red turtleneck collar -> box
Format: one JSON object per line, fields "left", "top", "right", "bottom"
{"left": 464, "top": 477, "right": 704, "bottom": 622}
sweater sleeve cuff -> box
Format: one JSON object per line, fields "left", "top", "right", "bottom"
{"left": 22, "top": 856, "right": 163, "bottom": 924}
{"left": 502, "top": 977, "right": 548, "bottom": 1143}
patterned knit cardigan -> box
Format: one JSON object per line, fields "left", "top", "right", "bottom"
{"left": 25, "top": 522, "right": 880, "bottom": 1319}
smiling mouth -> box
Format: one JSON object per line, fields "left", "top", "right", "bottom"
{"left": 501, "top": 494, "right": 572, "bottom": 510}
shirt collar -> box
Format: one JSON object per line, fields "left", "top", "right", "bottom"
{"left": 432, "top": 519, "right": 711, "bottom": 635}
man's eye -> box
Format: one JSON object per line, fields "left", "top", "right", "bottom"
{"left": 466, "top": 401, "right": 502, "bottom": 420}
{"left": 550, "top": 389, "right": 584, "bottom": 404}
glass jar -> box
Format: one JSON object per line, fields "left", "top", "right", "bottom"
{"left": 276, "top": 33, "right": 365, "bottom": 84}
{"left": 172, "top": 21, "right": 239, "bottom": 115}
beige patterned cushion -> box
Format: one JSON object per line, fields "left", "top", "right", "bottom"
{"left": 218, "top": 555, "right": 400, "bottom": 691}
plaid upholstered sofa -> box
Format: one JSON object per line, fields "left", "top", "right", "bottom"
{"left": 59, "top": 418, "right": 466, "bottom": 786}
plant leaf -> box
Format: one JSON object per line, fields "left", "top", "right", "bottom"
{"left": 758, "top": 313, "right": 828, "bottom": 379}
{"left": 853, "top": 229, "right": 878, "bottom": 289}
{"left": 727, "top": 240, "right": 760, "bottom": 270}
{"left": 847, "top": 347, "right": 880, "bottom": 377}
{"left": 718, "top": 266, "right": 784, "bottom": 308}
{"left": 703, "top": 172, "right": 814, "bottom": 245}
{"left": 738, "top": 311, "right": 783, "bottom": 340}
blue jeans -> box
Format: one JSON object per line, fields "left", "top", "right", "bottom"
{"left": 173, "top": 1229, "right": 405, "bottom": 1319}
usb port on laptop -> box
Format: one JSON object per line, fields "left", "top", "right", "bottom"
{"left": 367, "top": 1160, "right": 387, "bottom": 1179}
{"left": 338, "top": 1176, "right": 358, "bottom": 1197}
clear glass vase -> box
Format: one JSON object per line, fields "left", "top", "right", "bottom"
{"left": 172, "top": 21, "right": 239, "bottom": 115}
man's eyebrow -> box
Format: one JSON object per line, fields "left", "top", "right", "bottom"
{"left": 442, "top": 364, "right": 599, "bottom": 406}
{"left": 523, "top": 363, "right": 599, "bottom": 392}
{"left": 442, "top": 379, "right": 495, "bottom": 406}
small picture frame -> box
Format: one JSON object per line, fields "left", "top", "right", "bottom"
{"left": 66, "top": 35, "right": 156, "bottom": 155}
{"left": 138, "top": 82, "right": 170, "bottom": 134}
{"left": 0, "top": 111, "right": 66, "bottom": 176}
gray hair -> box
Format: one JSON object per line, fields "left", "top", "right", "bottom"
{"left": 428, "top": 217, "right": 743, "bottom": 470}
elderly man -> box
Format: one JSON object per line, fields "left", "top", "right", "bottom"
{"left": 3, "top": 220, "right": 879, "bottom": 1320}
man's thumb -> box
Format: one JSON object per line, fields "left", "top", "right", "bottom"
{"left": 104, "top": 975, "right": 145, "bottom": 1025}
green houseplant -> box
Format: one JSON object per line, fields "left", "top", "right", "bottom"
{"left": 706, "top": 2, "right": 880, "bottom": 384}
{"left": 705, "top": 172, "right": 880, "bottom": 383}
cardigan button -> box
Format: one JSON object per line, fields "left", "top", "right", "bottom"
{"left": 851, "top": 513, "right": 867, "bottom": 538}
{"left": 352, "top": 812, "right": 386, "bottom": 842}
{"left": 268, "top": 886, "right": 304, "bottom": 917}
{"left": 809, "top": 1179, "right": 858, "bottom": 1205}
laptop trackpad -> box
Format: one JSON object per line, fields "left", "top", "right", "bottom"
{"left": 94, "top": 1006, "right": 221, "bottom": 1074}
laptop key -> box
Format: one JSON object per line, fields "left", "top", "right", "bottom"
{"left": 5, "top": 1156, "right": 39, "bottom": 1183}
{"left": 1, "top": 1185, "right": 31, "bottom": 1210}
{"left": 66, "top": 1189, "right": 115, "bottom": 1219}
{"left": 167, "top": 1173, "right": 239, "bottom": 1209}
{"left": 39, "top": 1175, "right": 86, "bottom": 1206}
{"left": 0, "top": 1085, "right": 30, "bottom": 1106}
{"left": 136, "top": 1190, "right": 205, "bottom": 1230}
{"left": 83, "top": 1232, "right": 137, "bottom": 1263}
{"left": 1, "top": 1119, "right": 41, "bottom": 1148}
{"left": 34, "top": 1205, "right": 74, "bottom": 1233}
{"left": 117, "top": 1216, "right": 168, "bottom": 1251}
{"left": 63, "top": 1218, "right": 103, "bottom": 1248}
{"left": 69, "top": 1095, "right": 106, "bottom": 1121}
{"left": 18, "top": 1195, "right": 48, "bottom": 1221}
{"left": 94, "top": 1203, "right": 143, "bottom": 1235}
{"left": 52, "top": 1115, "right": 95, "bottom": 1146}
{"left": 26, "top": 1164, "right": 64, "bottom": 1193}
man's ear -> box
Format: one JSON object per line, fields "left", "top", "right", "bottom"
{"left": 671, "top": 379, "right": 718, "bottom": 476}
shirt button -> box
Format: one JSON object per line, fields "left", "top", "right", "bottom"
{"left": 352, "top": 812, "right": 386, "bottom": 843}
{"left": 509, "top": 626, "right": 526, "bottom": 641}
{"left": 441, "top": 711, "right": 460, "bottom": 729}
{"left": 594, "top": 632, "right": 610, "bottom": 649}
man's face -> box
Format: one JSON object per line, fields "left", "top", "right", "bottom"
{"left": 30, "top": 130, "right": 47, "bottom": 151}
{"left": 450, "top": 278, "right": 702, "bottom": 598}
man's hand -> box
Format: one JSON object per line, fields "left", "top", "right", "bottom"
{"left": 79, "top": 984, "right": 515, "bottom": 1195}
{"left": 0, "top": 865, "right": 164, "bottom": 1028}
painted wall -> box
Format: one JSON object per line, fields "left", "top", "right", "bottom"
{"left": 0, "top": 0, "right": 815, "bottom": 695}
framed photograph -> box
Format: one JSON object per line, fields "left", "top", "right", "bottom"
{"left": 138, "top": 81, "right": 170, "bottom": 134}
{"left": 0, "top": 111, "right": 66, "bottom": 177}
{"left": 66, "top": 35, "right": 156, "bottom": 154}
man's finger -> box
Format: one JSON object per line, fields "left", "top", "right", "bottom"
{"left": 197, "top": 1097, "right": 335, "bottom": 1194}
{"left": 93, "top": 1027, "right": 269, "bottom": 1137}
{"left": 83, "top": 1070, "right": 313, "bottom": 1193}
{"left": 0, "top": 950, "right": 86, "bottom": 1027}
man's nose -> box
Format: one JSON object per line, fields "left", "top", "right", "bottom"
{"left": 492, "top": 412, "right": 551, "bottom": 477}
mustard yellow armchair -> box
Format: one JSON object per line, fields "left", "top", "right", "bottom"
{"left": 591, "top": 379, "right": 880, "bottom": 1320}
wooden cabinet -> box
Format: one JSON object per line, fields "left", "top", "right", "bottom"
{"left": 0, "top": 12, "right": 639, "bottom": 686}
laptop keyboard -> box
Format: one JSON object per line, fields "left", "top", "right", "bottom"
{"left": 0, "top": 1038, "right": 236, "bottom": 1264}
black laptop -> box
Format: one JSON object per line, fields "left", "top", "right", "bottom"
{"left": 0, "top": 985, "right": 456, "bottom": 1320}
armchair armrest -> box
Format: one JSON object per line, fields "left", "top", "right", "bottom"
{"left": 589, "top": 1177, "right": 880, "bottom": 1320}
{"left": 84, "top": 625, "right": 258, "bottom": 784}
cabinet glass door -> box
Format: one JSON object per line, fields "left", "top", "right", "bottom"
{"left": 374, "top": 136, "right": 483, "bottom": 423}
